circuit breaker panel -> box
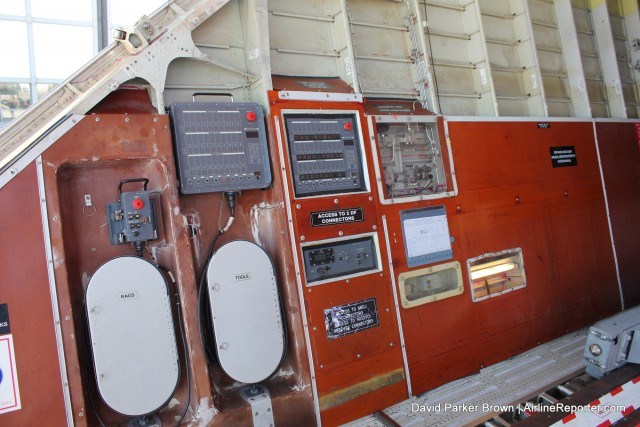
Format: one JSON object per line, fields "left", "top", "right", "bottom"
{"left": 283, "top": 113, "right": 366, "bottom": 197}
{"left": 169, "top": 102, "right": 272, "bottom": 194}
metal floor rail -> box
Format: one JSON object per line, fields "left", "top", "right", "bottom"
{"left": 344, "top": 330, "right": 588, "bottom": 427}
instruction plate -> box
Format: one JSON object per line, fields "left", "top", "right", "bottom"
{"left": 324, "top": 298, "right": 379, "bottom": 340}
{"left": 550, "top": 146, "right": 577, "bottom": 168}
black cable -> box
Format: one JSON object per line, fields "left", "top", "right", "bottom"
{"left": 422, "top": 2, "right": 444, "bottom": 115}
{"left": 197, "top": 231, "right": 221, "bottom": 364}
{"left": 165, "top": 270, "right": 192, "bottom": 427}
{"left": 225, "top": 191, "right": 236, "bottom": 217}
{"left": 198, "top": 191, "right": 237, "bottom": 364}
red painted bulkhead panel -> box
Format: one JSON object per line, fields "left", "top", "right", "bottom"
{"left": 36, "top": 112, "right": 315, "bottom": 427}
{"left": 0, "top": 163, "right": 68, "bottom": 426}
{"left": 0, "top": 81, "right": 634, "bottom": 427}
{"left": 594, "top": 122, "right": 640, "bottom": 307}
{"left": 268, "top": 92, "right": 408, "bottom": 426}
{"left": 383, "top": 120, "right": 621, "bottom": 395}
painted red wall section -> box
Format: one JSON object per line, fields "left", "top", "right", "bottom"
{"left": 0, "top": 163, "right": 67, "bottom": 426}
{"left": 383, "top": 121, "right": 622, "bottom": 395}
{"left": 594, "top": 122, "right": 640, "bottom": 307}
{"left": 1, "top": 107, "right": 631, "bottom": 427}
{"left": 269, "top": 93, "right": 408, "bottom": 427}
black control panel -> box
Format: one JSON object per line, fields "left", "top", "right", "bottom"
{"left": 302, "top": 235, "right": 379, "bottom": 284}
{"left": 169, "top": 102, "right": 272, "bottom": 194}
{"left": 284, "top": 113, "right": 365, "bottom": 197}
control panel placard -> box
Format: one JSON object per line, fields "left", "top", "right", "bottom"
{"left": 302, "top": 234, "right": 380, "bottom": 284}
{"left": 283, "top": 113, "right": 365, "bottom": 197}
{"left": 169, "top": 102, "right": 272, "bottom": 194}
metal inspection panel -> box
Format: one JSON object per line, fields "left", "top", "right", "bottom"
{"left": 86, "top": 256, "right": 179, "bottom": 416}
{"left": 206, "top": 240, "right": 285, "bottom": 384}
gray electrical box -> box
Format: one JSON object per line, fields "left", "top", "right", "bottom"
{"left": 301, "top": 234, "right": 380, "bottom": 284}
{"left": 584, "top": 305, "right": 640, "bottom": 379}
{"left": 107, "top": 178, "right": 158, "bottom": 245}
{"left": 86, "top": 257, "right": 179, "bottom": 416}
{"left": 169, "top": 102, "right": 272, "bottom": 194}
{"left": 206, "top": 241, "right": 285, "bottom": 384}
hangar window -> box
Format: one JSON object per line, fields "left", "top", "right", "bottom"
{"left": 0, "top": 0, "right": 164, "bottom": 129}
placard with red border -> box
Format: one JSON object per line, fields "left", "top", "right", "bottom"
{"left": 0, "top": 335, "right": 21, "bottom": 414}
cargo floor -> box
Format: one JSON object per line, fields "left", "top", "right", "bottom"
{"left": 343, "top": 330, "right": 589, "bottom": 427}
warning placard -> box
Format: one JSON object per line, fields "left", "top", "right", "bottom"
{"left": 0, "top": 334, "right": 21, "bottom": 414}
{"left": 324, "top": 298, "right": 379, "bottom": 340}
{"left": 550, "top": 146, "right": 577, "bottom": 168}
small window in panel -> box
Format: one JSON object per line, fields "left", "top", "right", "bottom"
{"left": 399, "top": 261, "right": 463, "bottom": 308}
{"left": 468, "top": 248, "right": 526, "bottom": 302}
{"left": 400, "top": 206, "right": 453, "bottom": 268}
{"left": 376, "top": 117, "right": 449, "bottom": 201}
{"left": 0, "top": 83, "right": 31, "bottom": 128}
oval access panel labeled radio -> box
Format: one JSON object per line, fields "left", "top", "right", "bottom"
{"left": 86, "top": 256, "right": 179, "bottom": 416}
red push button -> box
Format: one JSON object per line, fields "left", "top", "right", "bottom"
{"left": 343, "top": 122, "right": 352, "bottom": 131}
{"left": 246, "top": 111, "right": 257, "bottom": 122}
{"left": 132, "top": 198, "right": 144, "bottom": 210}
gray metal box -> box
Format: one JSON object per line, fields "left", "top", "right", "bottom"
{"left": 169, "top": 102, "right": 272, "bottom": 194}
{"left": 107, "top": 191, "right": 157, "bottom": 244}
{"left": 584, "top": 305, "right": 640, "bottom": 378}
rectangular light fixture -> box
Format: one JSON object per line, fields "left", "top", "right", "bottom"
{"left": 470, "top": 262, "right": 517, "bottom": 280}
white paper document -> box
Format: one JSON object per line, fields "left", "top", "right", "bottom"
{"left": 403, "top": 214, "right": 451, "bottom": 258}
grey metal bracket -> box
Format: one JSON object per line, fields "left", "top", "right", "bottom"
{"left": 240, "top": 384, "right": 275, "bottom": 427}
{"left": 127, "top": 415, "right": 161, "bottom": 427}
